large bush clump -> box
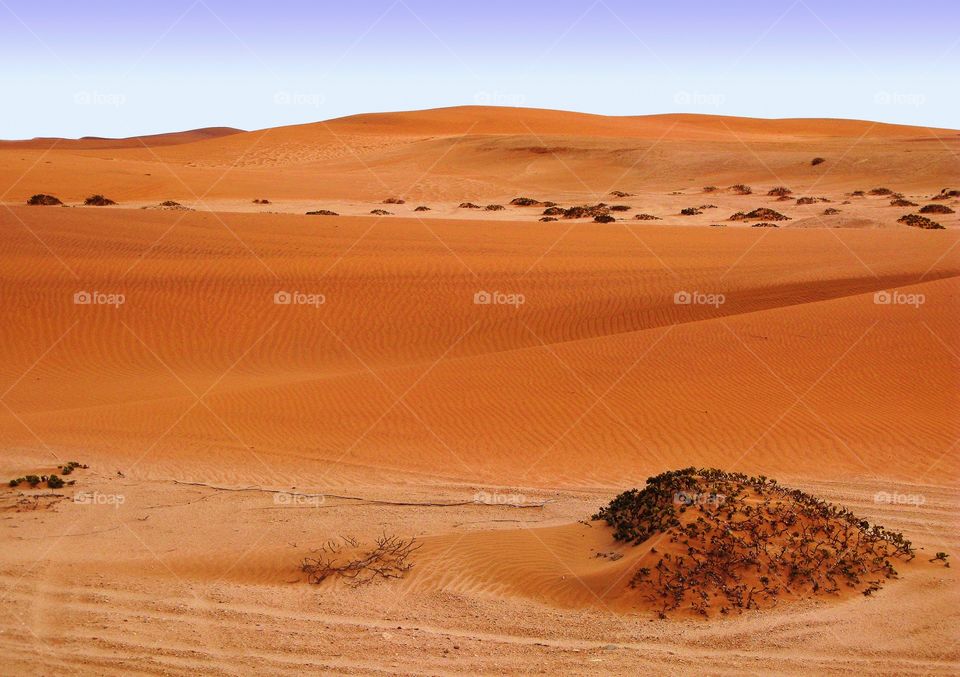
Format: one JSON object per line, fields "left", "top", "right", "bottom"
{"left": 594, "top": 468, "right": 916, "bottom": 618}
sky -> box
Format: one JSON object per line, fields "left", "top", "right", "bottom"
{"left": 1, "top": 0, "right": 957, "bottom": 138}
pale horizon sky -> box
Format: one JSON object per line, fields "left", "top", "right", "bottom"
{"left": 1, "top": 0, "right": 957, "bottom": 139}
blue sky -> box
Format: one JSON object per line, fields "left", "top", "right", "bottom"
{"left": 1, "top": 0, "right": 957, "bottom": 138}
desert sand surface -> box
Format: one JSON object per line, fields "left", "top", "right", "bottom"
{"left": 1, "top": 107, "right": 958, "bottom": 675}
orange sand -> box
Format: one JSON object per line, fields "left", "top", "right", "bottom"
{"left": 1, "top": 107, "right": 958, "bottom": 675}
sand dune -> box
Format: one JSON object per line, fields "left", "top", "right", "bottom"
{"left": 0, "top": 126, "right": 244, "bottom": 150}
{"left": 1, "top": 107, "right": 957, "bottom": 205}
{"left": 1, "top": 108, "right": 958, "bottom": 674}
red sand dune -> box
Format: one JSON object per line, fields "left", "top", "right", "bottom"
{"left": 0, "top": 107, "right": 958, "bottom": 674}
{"left": 0, "top": 126, "right": 244, "bottom": 150}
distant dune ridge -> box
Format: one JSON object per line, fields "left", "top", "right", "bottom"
{"left": 0, "top": 106, "right": 957, "bottom": 209}
{"left": 0, "top": 126, "right": 244, "bottom": 150}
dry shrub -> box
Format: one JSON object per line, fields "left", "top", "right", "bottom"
{"left": 898, "top": 214, "right": 944, "bottom": 229}
{"left": 27, "top": 194, "right": 62, "bottom": 206}
{"left": 919, "top": 204, "right": 954, "bottom": 214}
{"left": 548, "top": 204, "right": 611, "bottom": 219}
{"left": 84, "top": 194, "right": 116, "bottom": 206}
{"left": 301, "top": 534, "right": 422, "bottom": 586}
{"left": 729, "top": 208, "right": 790, "bottom": 222}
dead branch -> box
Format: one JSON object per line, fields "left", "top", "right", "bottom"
{"left": 301, "top": 534, "right": 423, "bottom": 586}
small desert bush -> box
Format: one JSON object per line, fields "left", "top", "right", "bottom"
{"left": 729, "top": 208, "right": 790, "bottom": 222}
{"left": 561, "top": 204, "right": 609, "bottom": 219}
{"left": 84, "top": 194, "right": 116, "bottom": 206}
{"left": 919, "top": 204, "right": 954, "bottom": 214}
{"left": 898, "top": 214, "right": 944, "bottom": 229}
{"left": 27, "top": 194, "right": 62, "bottom": 206}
